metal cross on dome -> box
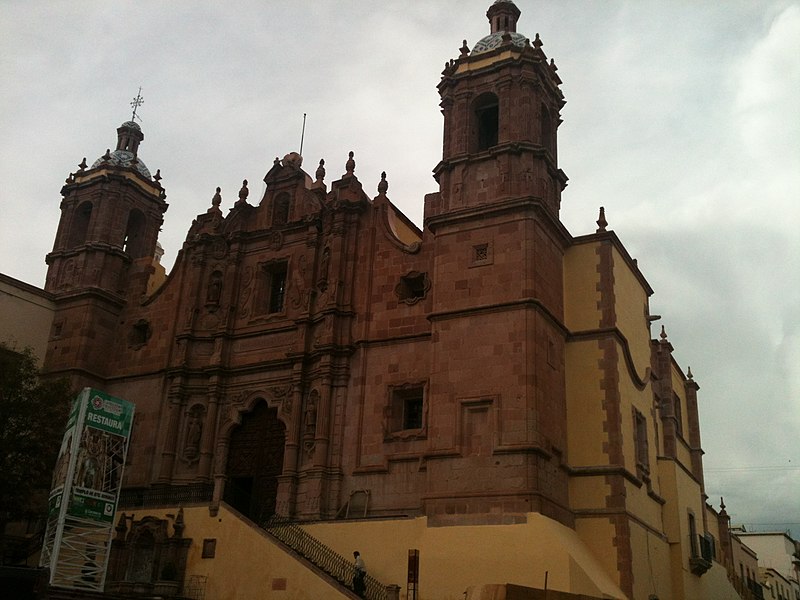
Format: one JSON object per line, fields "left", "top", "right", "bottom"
{"left": 130, "top": 87, "right": 144, "bottom": 122}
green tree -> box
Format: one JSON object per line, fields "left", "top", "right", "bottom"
{"left": 0, "top": 344, "right": 72, "bottom": 525}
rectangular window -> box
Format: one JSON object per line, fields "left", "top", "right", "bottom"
{"left": 673, "top": 394, "right": 684, "bottom": 436}
{"left": 403, "top": 394, "right": 424, "bottom": 430}
{"left": 689, "top": 512, "right": 698, "bottom": 558}
{"left": 202, "top": 538, "right": 217, "bottom": 558}
{"left": 388, "top": 385, "right": 425, "bottom": 433}
{"left": 258, "top": 261, "right": 288, "bottom": 315}
{"left": 268, "top": 267, "right": 287, "bottom": 313}
{"left": 633, "top": 409, "right": 649, "bottom": 473}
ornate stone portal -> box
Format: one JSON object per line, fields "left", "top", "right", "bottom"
{"left": 106, "top": 509, "right": 191, "bottom": 598}
{"left": 222, "top": 401, "right": 286, "bottom": 522}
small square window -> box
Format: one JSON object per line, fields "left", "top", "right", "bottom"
{"left": 395, "top": 271, "right": 430, "bottom": 305}
{"left": 471, "top": 242, "right": 493, "bottom": 266}
{"left": 128, "top": 319, "right": 151, "bottom": 348}
{"left": 202, "top": 538, "right": 217, "bottom": 558}
{"left": 387, "top": 384, "right": 426, "bottom": 437}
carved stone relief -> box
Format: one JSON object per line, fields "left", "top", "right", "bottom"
{"left": 303, "top": 389, "right": 319, "bottom": 458}
{"left": 317, "top": 246, "right": 331, "bottom": 292}
{"left": 268, "top": 231, "right": 283, "bottom": 251}
{"left": 239, "top": 265, "right": 254, "bottom": 319}
{"left": 271, "top": 385, "right": 293, "bottom": 416}
{"left": 290, "top": 255, "right": 310, "bottom": 310}
{"left": 212, "top": 238, "right": 227, "bottom": 260}
{"left": 182, "top": 404, "right": 206, "bottom": 465}
{"left": 206, "top": 270, "right": 223, "bottom": 307}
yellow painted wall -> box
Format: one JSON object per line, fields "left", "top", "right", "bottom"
{"left": 455, "top": 49, "right": 520, "bottom": 74}
{"left": 616, "top": 364, "right": 662, "bottom": 530}
{"left": 628, "top": 522, "right": 673, "bottom": 600}
{"left": 0, "top": 273, "right": 54, "bottom": 362}
{"left": 573, "top": 518, "right": 621, "bottom": 594}
{"left": 610, "top": 247, "right": 651, "bottom": 383}
{"left": 684, "top": 562, "right": 744, "bottom": 600}
{"left": 138, "top": 506, "right": 627, "bottom": 600}
{"left": 656, "top": 459, "right": 742, "bottom": 599}
{"left": 564, "top": 340, "right": 606, "bottom": 469}
{"left": 563, "top": 243, "right": 600, "bottom": 332}
{"left": 385, "top": 203, "right": 422, "bottom": 246}
{"left": 305, "top": 512, "right": 627, "bottom": 600}
{"left": 671, "top": 371, "right": 690, "bottom": 448}
{"left": 134, "top": 506, "right": 352, "bottom": 600}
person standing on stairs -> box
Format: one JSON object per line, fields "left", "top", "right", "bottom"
{"left": 353, "top": 550, "right": 366, "bottom": 597}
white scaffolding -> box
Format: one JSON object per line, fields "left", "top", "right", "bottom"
{"left": 40, "top": 388, "right": 134, "bottom": 592}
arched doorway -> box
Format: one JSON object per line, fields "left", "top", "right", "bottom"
{"left": 224, "top": 401, "right": 285, "bottom": 522}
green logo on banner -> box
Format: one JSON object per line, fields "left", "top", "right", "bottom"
{"left": 69, "top": 490, "right": 116, "bottom": 523}
{"left": 85, "top": 390, "right": 134, "bottom": 437}
{"left": 48, "top": 489, "right": 64, "bottom": 519}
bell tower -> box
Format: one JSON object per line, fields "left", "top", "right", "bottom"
{"left": 44, "top": 119, "right": 167, "bottom": 384}
{"left": 428, "top": 0, "right": 567, "bottom": 220}
{"left": 422, "top": 1, "right": 573, "bottom": 525}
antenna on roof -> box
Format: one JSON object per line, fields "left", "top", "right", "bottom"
{"left": 130, "top": 87, "right": 144, "bottom": 122}
{"left": 299, "top": 113, "right": 307, "bottom": 156}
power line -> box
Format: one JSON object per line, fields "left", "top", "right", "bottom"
{"left": 705, "top": 465, "right": 800, "bottom": 473}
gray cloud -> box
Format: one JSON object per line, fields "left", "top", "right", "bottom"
{"left": 2, "top": 0, "right": 798, "bottom": 533}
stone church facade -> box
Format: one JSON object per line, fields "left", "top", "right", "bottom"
{"left": 36, "top": 2, "right": 757, "bottom": 599}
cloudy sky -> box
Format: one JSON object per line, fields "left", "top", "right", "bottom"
{"left": 1, "top": 1, "right": 798, "bottom": 534}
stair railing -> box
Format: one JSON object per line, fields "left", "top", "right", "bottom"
{"left": 263, "top": 515, "right": 387, "bottom": 600}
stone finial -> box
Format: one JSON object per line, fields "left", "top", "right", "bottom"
{"left": 550, "top": 58, "right": 558, "bottom": 72}
{"left": 660, "top": 325, "right": 668, "bottom": 341}
{"left": 65, "top": 173, "right": 73, "bottom": 184}
{"left": 377, "top": 171, "right": 388, "bottom": 195}
{"left": 719, "top": 497, "right": 727, "bottom": 514}
{"left": 345, "top": 151, "right": 355, "bottom": 175}
{"left": 211, "top": 186, "right": 222, "bottom": 208}
{"left": 102, "top": 148, "right": 112, "bottom": 161}
{"left": 316, "top": 159, "right": 326, "bottom": 182}
{"left": 596, "top": 206, "right": 607, "bottom": 232}
{"left": 533, "top": 33, "right": 543, "bottom": 48}
{"left": 237, "top": 179, "right": 249, "bottom": 204}
{"left": 78, "top": 157, "right": 87, "bottom": 171}
{"left": 460, "top": 39, "right": 470, "bottom": 57}
{"left": 153, "top": 169, "right": 162, "bottom": 182}
{"left": 274, "top": 157, "right": 280, "bottom": 166}
{"left": 687, "top": 366, "right": 694, "bottom": 381}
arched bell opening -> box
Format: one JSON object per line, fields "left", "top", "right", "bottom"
{"left": 472, "top": 92, "right": 500, "bottom": 152}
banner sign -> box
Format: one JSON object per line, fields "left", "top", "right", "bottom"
{"left": 40, "top": 388, "right": 135, "bottom": 591}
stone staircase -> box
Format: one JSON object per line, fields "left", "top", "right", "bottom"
{"left": 261, "top": 515, "right": 398, "bottom": 600}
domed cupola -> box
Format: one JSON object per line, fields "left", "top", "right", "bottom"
{"left": 472, "top": 0, "right": 528, "bottom": 54}
{"left": 90, "top": 120, "right": 152, "bottom": 179}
